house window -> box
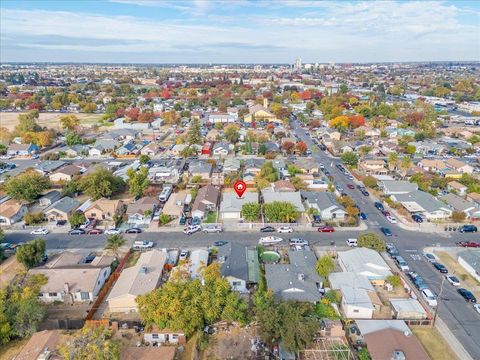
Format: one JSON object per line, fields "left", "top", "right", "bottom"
{"left": 91, "top": 213, "right": 96, "bottom": 217}
{"left": 104, "top": 270, "right": 108, "bottom": 278}
{"left": 152, "top": 334, "right": 159, "bottom": 339}
{"left": 232, "top": 281, "right": 242, "bottom": 286}
{"left": 80, "top": 292, "right": 90, "bottom": 300}
{"left": 172, "top": 334, "right": 178, "bottom": 340}
{"left": 48, "top": 292, "right": 58, "bottom": 297}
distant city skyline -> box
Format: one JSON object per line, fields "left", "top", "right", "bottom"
{"left": 1, "top": 0, "right": 479, "bottom": 63}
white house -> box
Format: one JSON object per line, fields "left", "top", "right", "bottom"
{"left": 0, "top": 200, "right": 28, "bottom": 226}
{"left": 219, "top": 192, "right": 258, "bottom": 220}
{"left": 301, "top": 191, "right": 346, "bottom": 221}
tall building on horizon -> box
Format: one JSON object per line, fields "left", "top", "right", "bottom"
{"left": 294, "top": 58, "right": 302, "bottom": 70}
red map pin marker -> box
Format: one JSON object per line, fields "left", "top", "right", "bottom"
{"left": 234, "top": 180, "right": 246, "bottom": 198}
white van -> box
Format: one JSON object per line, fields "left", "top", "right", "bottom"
{"left": 133, "top": 240, "right": 154, "bottom": 250}
{"left": 159, "top": 185, "right": 173, "bottom": 202}
{"left": 421, "top": 288, "right": 438, "bottom": 307}
{"left": 346, "top": 238, "right": 358, "bottom": 247}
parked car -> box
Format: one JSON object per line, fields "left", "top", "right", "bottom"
{"left": 133, "top": 240, "right": 154, "bottom": 250}
{"left": 203, "top": 224, "right": 223, "bottom": 233}
{"left": 423, "top": 253, "right": 437, "bottom": 263}
{"left": 317, "top": 226, "right": 335, "bottom": 233}
{"left": 360, "top": 212, "right": 367, "bottom": 220}
{"left": 214, "top": 241, "right": 228, "bottom": 247}
{"left": 260, "top": 226, "right": 276, "bottom": 233}
{"left": 179, "top": 216, "right": 186, "bottom": 226}
{"left": 432, "top": 262, "right": 448, "bottom": 273}
{"left": 446, "top": 275, "right": 460, "bottom": 286}
{"left": 125, "top": 227, "right": 142, "bottom": 234}
{"left": 311, "top": 214, "right": 322, "bottom": 226}
{"left": 56, "top": 220, "right": 67, "bottom": 226}
{"left": 458, "top": 288, "right": 477, "bottom": 303}
{"left": 386, "top": 215, "right": 398, "bottom": 224}
{"left": 361, "top": 190, "right": 370, "bottom": 196}
{"left": 374, "top": 202, "right": 384, "bottom": 211}
{"left": 347, "top": 184, "right": 355, "bottom": 189}
{"left": 277, "top": 226, "right": 293, "bottom": 233}
{"left": 412, "top": 214, "right": 423, "bottom": 223}
{"left": 289, "top": 238, "right": 309, "bottom": 246}
{"left": 69, "top": 229, "right": 85, "bottom": 235}
{"left": 408, "top": 272, "right": 428, "bottom": 290}
{"left": 258, "top": 236, "right": 283, "bottom": 245}
{"left": 395, "top": 256, "right": 410, "bottom": 272}
{"left": 183, "top": 225, "right": 202, "bottom": 235}
{"left": 381, "top": 227, "right": 392, "bottom": 236}
{"left": 381, "top": 210, "right": 391, "bottom": 217}
{"left": 88, "top": 228, "right": 103, "bottom": 235}
{"left": 30, "top": 228, "right": 49, "bottom": 235}
{"left": 459, "top": 225, "right": 478, "bottom": 233}
{"left": 422, "top": 288, "right": 438, "bottom": 307}
{"left": 105, "top": 228, "right": 122, "bottom": 235}
{"left": 386, "top": 244, "right": 399, "bottom": 257}
{"left": 346, "top": 238, "right": 358, "bottom": 247}
{"left": 179, "top": 250, "right": 189, "bottom": 261}
{"left": 335, "top": 185, "right": 344, "bottom": 192}
{"left": 191, "top": 217, "right": 201, "bottom": 226}
{"left": 456, "top": 241, "right": 480, "bottom": 248}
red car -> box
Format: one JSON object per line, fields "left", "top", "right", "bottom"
{"left": 382, "top": 210, "right": 391, "bottom": 217}
{"left": 318, "top": 226, "right": 335, "bottom": 233}
{"left": 456, "top": 241, "right": 480, "bottom": 248}
{"left": 88, "top": 228, "right": 103, "bottom": 235}
{"left": 347, "top": 184, "right": 355, "bottom": 189}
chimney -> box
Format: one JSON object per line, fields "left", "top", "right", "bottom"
{"left": 263, "top": 98, "right": 268, "bottom": 109}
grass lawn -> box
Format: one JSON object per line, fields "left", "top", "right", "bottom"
{"left": 124, "top": 251, "right": 140, "bottom": 268}
{"left": 411, "top": 326, "right": 458, "bottom": 360}
{"left": 0, "top": 112, "right": 103, "bottom": 131}
{"left": 0, "top": 339, "right": 28, "bottom": 360}
{"left": 435, "top": 251, "right": 480, "bottom": 298}
{"left": 203, "top": 212, "right": 217, "bottom": 224}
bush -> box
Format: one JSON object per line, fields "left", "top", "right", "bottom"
{"left": 158, "top": 214, "right": 171, "bottom": 226}
{"left": 24, "top": 212, "right": 44, "bottom": 225}
{"left": 16, "top": 239, "right": 46, "bottom": 269}
{"left": 69, "top": 212, "right": 86, "bottom": 228}
{"left": 386, "top": 274, "right": 402, "bottom": 288}
{"left": 358, "top": 232, "right": 386, "bottom": 252}
{"left": 451, "top": 211, "right": 466, "bottom": 223}
{"left": 363, "top": 176, "right": 377, "bottom": 188}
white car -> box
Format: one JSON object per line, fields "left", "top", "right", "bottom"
{"left": 446, "top": 274, "right": 460, "bottom": 286}
{"left": 259, "top": 236, "right": 283, "bottom": 246}
{"left": 203, "top": 224, "right": 223, "bottom": 233}
{"left": 30, "top": 228, "right": 49, "bottom": 235}
{"left": 179, "top": 250, "right": 189, "bottom": 261}
{"left": 421, "top": 288, "right": 438, "bottom": 307}
{"left": 183, "top": 225, "right": 202, "bottom": 235}
{"left": 105, "top": 228, "right": 122, "bottom": 235}
{"left": 386, "top": 215, "right": 398, "bottom": 224}
{"left": 423, "top": 252, "right": 437, "bottom": 263}
{"left": 277, "top": 226, "right": 293, "bottom": 233}
{"left": 474, "top": 304, "right": 480, "bottom": 314}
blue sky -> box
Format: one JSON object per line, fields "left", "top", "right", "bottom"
{"left": 1, "top": 0, "right": 479, "bottom": 63}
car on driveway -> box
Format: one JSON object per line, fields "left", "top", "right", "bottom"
{"left": 423, "top": 253, "right": 437, "bottom": 263}
{"left": 203, "top": 224, "right": 223, "bottom": 233}
{"left": 412, "top": 214, "right": 423, "bottom": 223}
{"left": 456, "top": 241, "right": 480, "bottom": 248}
{"left": 458, "top": 288, "right": 477, "bottom": 303}
{"left": 125, "top": 227, "right": 142, "bottom": 234}
{"left": 459, "top": 225, "right": 478, "bottom": 233}
{"left": 88, "top": 228, "right": 103, "bottom": 235}
{"left": 105, "top": 228, "right": 122, "bottom": 235}
{"left": 347, "top": 184, "right": 355, "bottom": 189}
{"left": 214, "top": 241, "right": 228, "bottom": 247}
{"left": 30, "top": 228, "right": 49, "bottom": 235}
{"left": 432, "top": 262, "right": 448, "bottom": 273}
{"left": 381, "top": 227, "right": 392, "bottom": 236}
{"left": 317, "top": 226, "right": 335, "bottom": 233}
{"left": 446, "top": 274, "right": 460, "bottom": 286}
{"left": 277, "top": 226, "right": 293, "bottom": 233}
{"left": 260, "top": 226, "right": 275, "bottom": 233}
{"left": 179, "top": 250, "right": 189, "bottom": 261}
{"left": 374, "top": 202, "right": 384, "bottom": 211}
{"left": 69, "top": 229, "right": 85, "bottom": 235}
{"left": 183, "top": 225, "right": 202, "bottom": 235}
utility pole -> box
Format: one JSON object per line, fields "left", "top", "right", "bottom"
{"left": 432, "top": 276, "right": 446, "bottom": 328}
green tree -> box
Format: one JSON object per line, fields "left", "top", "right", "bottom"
{"left": 3, "top": 170, "right": 51, "bottom": 202}
{"left": 105, "top": 234, "right": 126, "bottom": 256}
{"left": 139, "top": 155, "right": 150, "bottom": 165}
{"left": 224, "top": 124, "right": 240, "bottom": 144}
{"left": 263, "top": 201, "right": 298, "bottom": 223}
{"left": 24, "top": 212, "right": 44, "bottom": 225}
{"left": 358, "top": 348, "right": 372, "bottom": 360}
{"left": 316, "top": 255, "right": 335, "bottom": 277}
{"left": 363, "top": 176, "right": 377, "bottom": 188}
{"left": 127, "top": 167, "right": 150, "bottom": 198}
{"left": 62, "top": 179, "right": 81, "bottom": 197}
{"left": 59, "top": 326, "right": 120, "bottom": 360}
{"left": 388, "top": 152, "right": 398, "bottom": 169}
{"left": 158, "top": 214, "right": 171, "bottom": 226}
{"left": 386, "top": 274, "right": 401, "bottom": 288}
{"left": 65, "top": 131, "right": 83, "bottom": 147}
{"left": 241, "top": 202, "right": 261, "bottom": 222}
{"left": 16, "top": 239, "right": 46, "bottom": 269}
{"left": 451, "top": 211, "right": 466, "bottom": 223}
{"left": 16, "top": 110, "right": 40, "bottom": 134}
{"left": 187, "top": 119, "right": 202, "bottom": 145}
{"left": 290, "top": 176, "right": 308, "bottom": 190}
{"left": 60, "top": 114, "right": 80, "bottom": 131}
{"left": 79, "top": 167, "right": 124, "bottom": 200}
{"left": 180, "top": 146, "right": 196, "bottom": 159}
{"left": 69, "top": 211, "right": 86, "bottom": 228}
{"left": 340, "top": 152, "right": 359, "bottom": 167}
{"left": 358, "top": 232, "right": 386, "bottom": 252}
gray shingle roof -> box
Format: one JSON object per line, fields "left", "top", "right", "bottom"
{"left": 394, "top": 190, "right": 449, "bottom": 213}
{"left": 218, "top": 243, "right": 259, "bottom": 283}
{"left": 220, "top": 192, "right": 258, "bottom": 213}
{"left": 458, "top": 250, "right": 480, "bottom": 273}
{"left": 45, "top": 197, "right": 80, "bottom": 214}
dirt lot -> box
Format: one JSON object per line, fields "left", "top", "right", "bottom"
{"left": 434, "top": 251, "right": 480, "bottom": 299}
{"left": 0, "top": 112, "right": 102, "bottom": 131}
{"left": 411, "top": 326, "right": 459, "bottom": 360}
{"left": 0, "top": 255, "right": 26, "bottom": 289}
{"left": 202, "top": 325, "right": 257, "bottom": 360}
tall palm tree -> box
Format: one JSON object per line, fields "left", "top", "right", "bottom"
{"left": 400, "top": 156, "right": 412, "bottom": 178}
{"left": 388, "top": 152, "right": 399, "bottom": 171}
{"left": 105, "top": 234, "right": 126, "bottom": 257}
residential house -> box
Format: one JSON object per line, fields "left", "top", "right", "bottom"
{"left": 49, "top": 164, "right": 84, "bottom": 182}
{"left": 116, "top": 142, "right": 142, "bottom": 157}
{"left": 244, "top": 158, "right": 265, "bottom": 174}
{"left": 191, "top": 185, "right": 220, "bottom": 219}
{"left": 103, "top": 128, "right": 139, "bottom": 141}
{"left": 262, "top": 191, "right": 305, "bottom": 214}
{"left": 89, "top": 139, "right": 118, "bottom": 157}
{"left": 467, "top": 192, "right": 480, "bottom": 206}
{"left": 44, "top": 197, "right": 80, "bottom": 222}
{"left": 126, "top": 197, "right": 158, "bottom": 226}
{"left": 14, "top": 330, "right": 62, "bottom": 360}
{"left": 356, "top": 320, "right": 430, "bottom": 360}
{"left": 265, "top": 249, "right": 322, "bottom": 302}
{"left": 205, "top": 128, "right": 221, "bottom": 141}
{"left": 359, "top": 159, "right": 388, "bottom": 175}
{"left": 0, "top": 199, "right": 28, "bottom": 226}
{"left": 445, "top": 158, "right": 474, "bottom": 174}
{"left": 338, "top": 248, "right": 392, "bottom": 285}
{"left": 269, "top": 180, "right": 296, "bottom": 192}
{"left": 212, "top": 142, "right": 231, "bottom": 157}
{"left": 107, "top": 249, "right": 167, "bottom": 312}
{"left": 217, "top": 243, "right": 259, "bottom": 293}
{"left": 83, "top": 199, "right": 124, "bottom": 221}
{"left": 219, "top": 192, "right": 258, "bottom": 221}
{"left": 391, "top": 190, "right": 452, "bottom": 220}
{"left": 189, "top": 161, "right": 213, "bottom": 181}
{"left": 211, "top": 169, "right": 225, "bottom": 186}
{"left": 448, "top": 180, "right": 468, "bottom": 196}
{"left": 189, "top": 249, "right": 209, "bottom": 279}
{"left": 34, "top": 161, "right": 66, "bottom": 176}
{"left": 244, "top": 100, "right": 280, "bottom": 123}
{"left": 140, "top": 142, "right": 159, "bottom": 156}
{"left": 417, "top": 159, "right": 446, "bottom": 173}
{"left": 38, "top": 191, "right": 62, "bottom": 207}
{"left": 162, "top": 190, "right": 187, "bottom": 218}
{"left": 144, "top": 327, "right": 186, "bottom": 346}
{"left": 208, "top": 112, "right": 237, "bottom": 123}
{"left": 223, "top": 158, "right": 241, "bottom": 173}
{"left": 441, "top": 193, "right": 480, "bottom": 220}
{"left": 148, "top": 159, "right": 185, "bottom": 184}
{"left": 201, "top": 142, "right": 213, "bottom": 156}
{"left": 458, "top": 250, "right": 480, "bottom": 282}
{"left": 293, "top": 158, "right": 320, "bottom": 174}
{"left": 29, "top": 252, "right": 113, "bottom": 303}
{"left": 65, "top": 144, "right": 90, "bottom": 157}
{"left": 378, "top": 180, "right": 418, "bottom": 195}
{"left": 302, "top": 192, "right": 346, "bottom": 221}
{"left": 7, "top": 143, "right": 39, "bottom": 156}
{"left": 390, "top": 298, "right": 427, "bottom": 320}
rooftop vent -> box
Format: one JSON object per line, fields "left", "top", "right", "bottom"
{"left": 392, "top": 350, "right": 406, "bottom": 360}
{"left": 298, "top": 273, "right": 305, "bottom": 281}
{"left": 139, "top": 266, "right": 148, "bottom": 274}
